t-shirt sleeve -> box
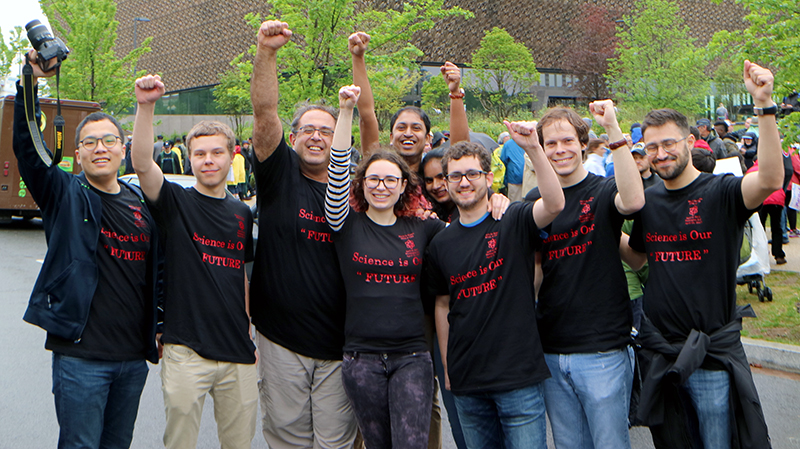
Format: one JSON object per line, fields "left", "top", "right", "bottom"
{"left": 145, "top": 180, "right": 182, "bottom": 228}
{"left": 629, "top": 211, "right": 645, "bottom": 253}
{"left": 724, "top": 174, "right": 758, "bottom": 224}
{"left": 254, "top": 135, "right": 291, "bottom": 197}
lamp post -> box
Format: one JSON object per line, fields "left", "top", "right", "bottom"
{"left": 133, "top": 17, "right": 150, "bottom": 74}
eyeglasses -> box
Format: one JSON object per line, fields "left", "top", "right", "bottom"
{"left": 364, "top": 175, "right": 401, "bottom": 189}
{"left": 644, "top": 136, "right": 688, "bottom": 155}
{"left": 296, "top": 126, "right": 334, "bottom": 138}
{"left": 446, "top": 170, "right": 487, "bottom": 183}
{"left": 424, "top": 173, "right": 445, "bottom": 184}
{"left": 79, "top": 134, "right": 121, "bottom": 150}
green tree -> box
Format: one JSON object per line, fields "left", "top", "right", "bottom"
{"left": 713, "top": 59, "right": 748, "bottom": 120}
{"left": 223, "top": 0, "right": 471, "bottom": 122}
{"left": 213, "top": 53, "right": 253, "bottom": 142}
{"left": 468, "top": 27, "right": 538, "bottom": 123}
{"left": 421, "top": 72, "right": 449, "bottom": 112}
{"left": 608, "top": 0, "right": 709, "bottom": 116}
{"left": 40, "top": 0, "right": 151, "bottom": 115}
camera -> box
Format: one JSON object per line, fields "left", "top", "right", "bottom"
{"left": 25, "top": 20, "right": 70, "bottom": 72}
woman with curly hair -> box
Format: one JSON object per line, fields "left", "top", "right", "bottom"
{"left": 326, "top": 85, "right": 445, "bottom": 449}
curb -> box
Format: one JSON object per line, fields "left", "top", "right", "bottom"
{"left": 742, "top": 337, "right": 800, "bottom": 374}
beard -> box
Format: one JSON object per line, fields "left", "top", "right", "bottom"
{"left": 651, "top": 143, "right": 690, "bottom": 181}
{"left": 450, "top": 182, "right": 487, "bottom": 211}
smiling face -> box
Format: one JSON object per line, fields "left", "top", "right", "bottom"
{"left": 289, "top": 109, "right": 336, "bottom": 171}
{"left": 390, "top": 110, "right": 430, "bottom": 162}
{"left": 643, "top": 122, "right": 694, "bottom": 182}
{"left": 190, "top": 134, "right": 233, "bottom": 191}
{"left": 445, "top": 155, "right": 492, "bottom": 212}
{"left": 75, "top": 119, "right": 124, "bottom": 186}
{"left": 422, "top": 157, "right": 450, "bottom": 205}
{"left": 363, "top": 160, "right": 407, "bottom": 213}
{"left": 541, "top": 119, "right": 587, "bottom": 186}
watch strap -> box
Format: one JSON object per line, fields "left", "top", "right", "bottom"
{"left": 753, "top": 104, "right": 778, "bottom": 116}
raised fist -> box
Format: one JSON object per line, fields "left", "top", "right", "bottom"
{"left": 441, "top": 61, "right": 461, "bottom": 94}
{"left": 135, "top": 75, "right": 165, "bottom": 105}
{"left": 257, "top": 20, "right": 292, "bottom": 51}
{"left": 348, "top": 32, "right": 370, "bottom": 58}
{"left": 743, "top": 60, "right": 774, "bottom": 106}
{"left": 504, "top": 120, "right": 541, "bottom": 152}
{"left": 339, "top": 85, "right": 361, "bottom": 110}
{"left": 588, "top": 99, "right": 618, "bottom": 130}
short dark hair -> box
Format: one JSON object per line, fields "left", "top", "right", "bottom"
{"left": 641, "top": 109, "right": 690, "bottom": 137}
{"left": 350, "top": 150, "right": 426, "bottom": 217}
{"left": 714, "top": 120, "right": 729, "bottom": 132}
{"left": 390, "top": 106, "right": 431, "bottom": 135}
{"left": 290, "top": 102, "right": 338, "bottom": 132}
{"left": 689, "top": 126, "right": 701, "bottom": 140}
{"left": 419, "top": 147, "right": 446, "bottom": 178}
{"left": 75, "top": 112, "right": 126, "bottom": 148}
{"left": 537, "top": 107, "right": 590, "bottom": 148}
{"left": 586, "top": 138, "right": 607, "bottom": 156}
{"left": 442, "top": 141, "right": 491, "bottom": 174}
{"left": 691, "top": 148, "right": 716, "bottom": 173}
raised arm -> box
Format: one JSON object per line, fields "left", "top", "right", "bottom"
{"left": 504, "top": 120, "right": 564, "bottom": 227}
{"left": 349, "top": 32, "right": 380, "bottom": 158}
{"left": 131, "top": 75, "right": 166, "bottom": 201}
{"left": 590, "top": 99, "right": 645, "bottom": 215}
{"left": 442, "top": 61, "right": 469, "bottom": 144}
{"left": 251, "top": 21, "right": 292, "bottom": 162}
{"left": 325, "top": 85, "right": 361, "bottom": 231}
{"left": 740, "top": 61, "right": 784, "bottom": 209}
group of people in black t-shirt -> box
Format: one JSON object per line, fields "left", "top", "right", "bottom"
{"left": 16, "top": 18, "right": 785, "bottom": 449}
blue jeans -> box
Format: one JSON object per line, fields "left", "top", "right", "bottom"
{"left": 543, "top": 348, "right": 633, "bottom": 449}
{"left": 52, "top": 353, "right": 149, "bottom": 449}
{"left": 682, "top": 369, "right": 731, "bottom": 449}
{"left": 453, "top": 382, "right": 547, "bottom": 449}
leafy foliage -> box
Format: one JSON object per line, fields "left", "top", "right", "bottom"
{"left": 40, "top": 0, "right": 151, "bottom": 115}
{"left": 0, "top": 27, "right": 29, "bottom": 87}
{"left": 608, "top": 0, "right": 709, "bottom": 116}
{"left": 467, "top": 27, "right": 538, "bottom": 123}
{"left": 561, "top": 4, "right": 618, "bottom": 101}
{"left": 421, "top": 72, "right": 449, "bottom": 113}
{"left": 213, "top": 53, "right": 253, "bottom": 142}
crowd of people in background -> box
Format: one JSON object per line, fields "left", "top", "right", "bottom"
{"left": 11, "top": 16, "right": 800, "bottom": 449}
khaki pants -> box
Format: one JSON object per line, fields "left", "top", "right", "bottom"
{"left": 256, "top": 333, "right": 357, "bottom": 448}
{"left": 161, "top": 344, "right": 258, "bottom": 449}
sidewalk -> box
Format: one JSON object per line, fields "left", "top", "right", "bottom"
{"left": 745, "top": 225, "right": 800, "bottom": 374}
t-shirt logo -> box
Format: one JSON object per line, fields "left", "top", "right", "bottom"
{"left": 127, "top": 204, "right": 147, "bottom": 228}
{"left": 685, "top": 198, "right": 703, "bottom": 225}
{"left": 399, "top": 233, "right": 419, "bottom": 259}
{"left": 485, "top": 232, "right": 498, "bottom": 259}
{"left": 236, "top": 214, "right": 246, "bottom": 238}
{"left": 579, "top": 197, "right": 595, "bottom": 223}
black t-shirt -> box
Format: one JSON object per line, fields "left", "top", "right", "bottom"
{"left": 147, "top": 181, "right": 255, "bottom": 364}
{"left": 426, "top": 203, "right": 550, "bottom": 395}
{"left": 629, "top": 173, "right": 754, "bottom": 368}
{"left": 47, "top": 184, "right": 152, "bottom": 361}
{"left": 250, "top": 136, "right": 347, "bottom": 360}
{"left": 526, "top": 173, "right": 632, "bottom": 354}
{"left": 334, "top": 213, "right": 444, "bottom": 353}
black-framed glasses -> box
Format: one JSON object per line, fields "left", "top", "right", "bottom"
{"left": 644, "top": 136, "right": 688, "bottom": 155}
{"left": 79, "top": 134, "right": 121, "bottom": 150}
{"left": 446, "top": 170, "right": 486, "bottom": 183}
{"left": 296, "top": 125, "right": 334, "bottom": 137}
{"left": 364, "top": 175, "right": 402, "bottom": 189}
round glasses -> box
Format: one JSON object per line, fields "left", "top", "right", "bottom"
{"left": 364, "top": 175, "right": 401, "bottom": 189}
{"left": 296, "top": 125, "right": 334, "bottom": 137}
{"left": 79, "top": 134, "right": 121, "bottom": 150}
{"left": 644, "top": 136, "right": 688, "bottom": 155}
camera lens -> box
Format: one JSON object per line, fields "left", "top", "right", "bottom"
{"left": 25, "top": 20, "right": 53, "bottom": 51}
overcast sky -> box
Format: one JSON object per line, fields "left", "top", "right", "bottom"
{"left": 1, "top": 3, "right": 50, "bottom": 93}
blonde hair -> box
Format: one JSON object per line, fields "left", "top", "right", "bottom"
{"left": 186, "top": 121, "right": 236, "bottom": 154}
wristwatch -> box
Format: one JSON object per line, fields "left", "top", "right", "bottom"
{"left": 753, "top": 104, "right": 778, "bottom": 116}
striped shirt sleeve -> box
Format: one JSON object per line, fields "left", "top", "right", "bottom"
{"left": 325, "top": 146, "right": 352, "bottom": 232}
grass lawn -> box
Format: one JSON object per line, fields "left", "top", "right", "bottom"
{"left": 737, "top": 270, "right": 800, "bottom": 345}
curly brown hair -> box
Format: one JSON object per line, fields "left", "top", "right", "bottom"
{"left": 350, "top": 150, "right": 428, "bottom": 217}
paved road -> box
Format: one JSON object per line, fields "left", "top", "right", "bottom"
{"left": 1, "top": 220, "right": 799, "bottom": 448}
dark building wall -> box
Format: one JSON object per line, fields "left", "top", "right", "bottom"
{"left": 112, "top": 0, "right": 747, "bottom": 93}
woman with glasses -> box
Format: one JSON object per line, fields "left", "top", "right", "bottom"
{"left": 325, "top": 85, "right": 445, "bottom": 449}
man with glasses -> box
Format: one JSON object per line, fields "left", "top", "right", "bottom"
{"left": 247, "top": 20, "right": 357, "bottom": 447}
{"left": 13, "top": 49, "right": 159, "bottom": 448}
{"left": 624, "top": 61, "right": 777, "bottom": 448}
{"left": 524, "top": 101, "right": 645, "bottom": 449}
{"left": 426, "top": 122, "right": 564, "bottom": 448}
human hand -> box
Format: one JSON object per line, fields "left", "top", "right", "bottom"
{"left": 589, "top": 99, "right": 619, "bottom": 130}
{"left": 504, "top": 120, "right": 542, "bottom": 152}
{"left": 348, "top": 32, "right": 370, "bottom": 57}
{"left": 488, "top": 193, "right": 511, "bottom": 220}
{"left": 257, "top": 20, "right": 292, "bottom": 51}
{"left": 135, "top": 75, "right": 165, "bottom": 105}
{"left": 743, "top": 60, "right": 774, "bottom": 107}
{"left": 25, "top": 49, "right": 58, "bottom": 78}
{"left": 156, "top": 333, "right": 163, "bottom": 359}
{"left": 441, "top": 61, "right": 461, "bottom": 94}
{"left": 338, "top": 85, "right": 361, "bottom": 110}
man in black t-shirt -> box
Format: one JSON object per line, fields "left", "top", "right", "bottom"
{"left": 427, "top": 128, "right": 564, "bottom": 448}
{"left": 132, "top": 75, "right": 257, "bottom": 449}
{"left": 625, "top": 61, "right": 778, "bottom": 448}
{"left": 13, "top": 49, "right": 159, "bottom": 449}
{"left": 524, "top": 102, "right": 644, "bottom": 449}
{"left": 247, "top": 20, "right": 357, "bottom": 447}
